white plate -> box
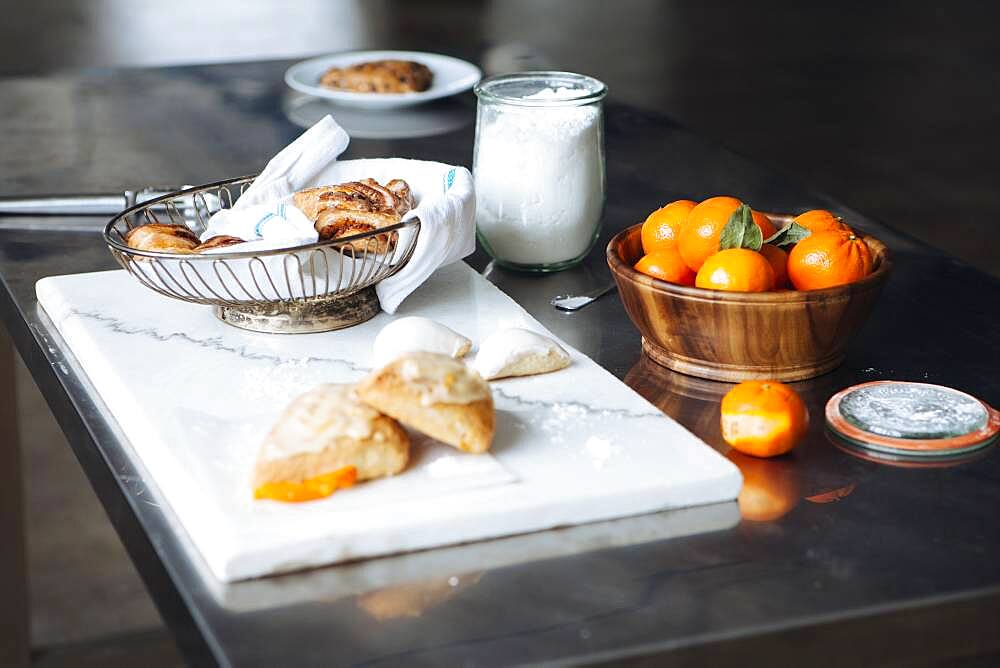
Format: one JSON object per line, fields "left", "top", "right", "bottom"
{"left": 284, "top": 50, "right": 482, "bottom": 109}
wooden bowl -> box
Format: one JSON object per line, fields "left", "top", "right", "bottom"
{"left": 607, "top": 220, "right": 891, "bottom": 382}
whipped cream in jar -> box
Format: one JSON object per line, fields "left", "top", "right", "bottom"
{"left": 473, "top": 72, "right": 607, "bottom": 272}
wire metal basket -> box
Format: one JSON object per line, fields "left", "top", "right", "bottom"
{"left": 103, "top": 176, "right": 420, "bottom": 333}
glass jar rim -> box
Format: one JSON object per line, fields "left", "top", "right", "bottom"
{"left": 474, "top": 71, "right": 607, "bottom": 107}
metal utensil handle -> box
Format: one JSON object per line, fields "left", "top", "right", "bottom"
{"left": 0, "top": 187, "right": 190, "bottom": 216}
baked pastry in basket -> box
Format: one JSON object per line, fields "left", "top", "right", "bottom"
{"left": 319, "top": 60, "right": 433, "bottom": 94}
{"left": 193, "top": 235, "right": 245, "bottom": 252}
{"left": 356, "top": 352, "right": 495, "bottom": 454}
{"left": 124, "top": 223, "right": 200, "bottom": 254}
{"left": 293, "top": 178, "right": 414, "bottom": 253}
{"left": 252, "top": 384, "right": 410, "bottom": 502}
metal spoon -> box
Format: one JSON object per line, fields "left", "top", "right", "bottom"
{"left": 550, "top": 282, "right": 617, "bottom": 312}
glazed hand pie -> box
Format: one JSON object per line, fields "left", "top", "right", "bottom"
{"left": 473, "top": 328, "right": 571, "bottom": 380}
{"left": 371, "top": 317, "right": 472, "bottom": 369}
{"left": 252, "top": 384, "right": 409, "bottom": 502}
{"left": 356, "top": 352, "right": 495, "bottom": 454}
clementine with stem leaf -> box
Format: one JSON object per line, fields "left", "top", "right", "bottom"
{"left": 678, "top": 197, "right": 775, "bottom": 270}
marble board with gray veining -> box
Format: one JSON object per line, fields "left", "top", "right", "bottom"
{"left": 36, "top": 261, "right": 741, "bottom": 582}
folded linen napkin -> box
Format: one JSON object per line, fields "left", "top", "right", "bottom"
{"left": 233, "top": 115, "right": 351, "bottom": 210}
{"left": 201, "top": 115, "right": 475, "bottom": 313}
{"left": 199, "top": 202, "right": 317, "bottom": 250}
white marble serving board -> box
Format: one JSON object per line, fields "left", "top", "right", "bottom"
{"left": 36, "top": 262, "right": 741, "bottom": 582}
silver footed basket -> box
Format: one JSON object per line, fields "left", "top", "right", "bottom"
{"left": 103, "top": 176, "right": 420, "bottom": 334}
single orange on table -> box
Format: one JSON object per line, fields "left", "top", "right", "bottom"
{"left": 787, "top": 229, "right": 872, "bottom": 290}
{"left": 758, "top": 244, "right": 789, "bottom": 288}
{"left": 695, "top": 248, "right": 775, "bottom": 292}
{"left": 634, "top": 247, "right": 696, "bottom": 286}
{"left": 677, "top": 196, "right": 775, "bottom": 271}
{"left": 640, "top": 199, "right": 697, "bottom": 253}
{"left": 254, "top": 466, "right": 358, "bottom": 503}
{"left": 721, "top": 380, "right": 809, "bottom": 458}
{"left": 793, "top": 209, "right": 850, "bottom": 234}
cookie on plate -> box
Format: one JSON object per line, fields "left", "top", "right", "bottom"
{"left": 319, "top": 59, "right": 433, "bottom": 94}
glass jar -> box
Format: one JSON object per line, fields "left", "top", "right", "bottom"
{"left": 473, "top": 72, "right": 607, "bottom": 272}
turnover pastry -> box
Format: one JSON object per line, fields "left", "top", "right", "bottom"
{"left": 356, "top": 352, "right": 495, "bottom": 454}
{"left": 473, "top": 328, "right": 571, "bottom": 380}
{"left": 319, "top": 59, "right": 433, "bottom": 94}
{"left": 293, "top": 178, "right": 414, "bottom": 253}
{"left": 252, "top": 384, "right": 410, "bottom": 502}
{"left": 124, "top": 223, "right": 200, "bottom": 254}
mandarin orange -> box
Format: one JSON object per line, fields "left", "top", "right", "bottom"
{"left": 640, "top": 199, "right": 697, "bottom": 253}
{"left": 721, "top": 380, "right": 808, "bottom": 458}
{"left": 758, "top": 244, "right": 789, "bottom": 288}
{"left": 793, "top": 209, "right": 850, "bottom": 234}
{"left": 677, "top": 197, "right": 777, "bottom": 271}
{"left": 677, "top": 196, "right": 742, "bottom": 271}
{"left": 254, "top": 466, "right": 358, "bottom": 503}
{"left": 787, "top": 229, "right": 872, "bottom": 290}
{"left": 695, "top": 248, "right": 775, "bottom": 292}
{"left": 751, "top": 210, "right": 778, "bottom": 239}
{"left": 634, "top": 247, "right": 696, "bottom": 286}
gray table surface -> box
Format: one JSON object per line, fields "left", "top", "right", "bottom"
{"left": 2, "top": 60, "right": 999, "bottom": 666}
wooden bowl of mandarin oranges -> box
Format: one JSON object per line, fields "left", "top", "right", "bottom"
{"left": 607, "top": 196, "right": 890, "bottom": 382}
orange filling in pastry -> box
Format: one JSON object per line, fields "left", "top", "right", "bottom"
{"left": 253, "top": 466, "right": 358, "bottom": 503}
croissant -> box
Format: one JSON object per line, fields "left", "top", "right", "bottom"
{"left": 124, "top": 223, "right": 200, "bottom": 254}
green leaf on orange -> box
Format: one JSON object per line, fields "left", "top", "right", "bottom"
{"left": 765, "top": 222, "right": 812, "bottom": 248}
{"left": 719, "top": 204, "right": 762, "bottom": 251}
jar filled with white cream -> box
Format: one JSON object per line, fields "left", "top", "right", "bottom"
{"left": 473, "top": 72, "right": 607, "bottom": 272}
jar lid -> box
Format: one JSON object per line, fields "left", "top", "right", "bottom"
{"left": 826, "top": 381, "right": 999, "bottom": 457}
{"left": 474, "top": 71, "right": 607, "bottom": 108}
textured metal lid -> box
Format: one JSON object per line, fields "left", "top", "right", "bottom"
{"left": 826, "top": 381, "right": 999, "bottom": 457}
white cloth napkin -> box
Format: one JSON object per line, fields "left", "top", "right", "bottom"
{"left": 233, "top": 115, "right": 351, "bottom": 210}
{"left": 199, "top": 202, "right": 317, "bottom": 251}
{"left": 201, "top": 115, "right": 475, "bottom": 313}
{"left": 372, "top": 159, "right": 476, "bottom": 313}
